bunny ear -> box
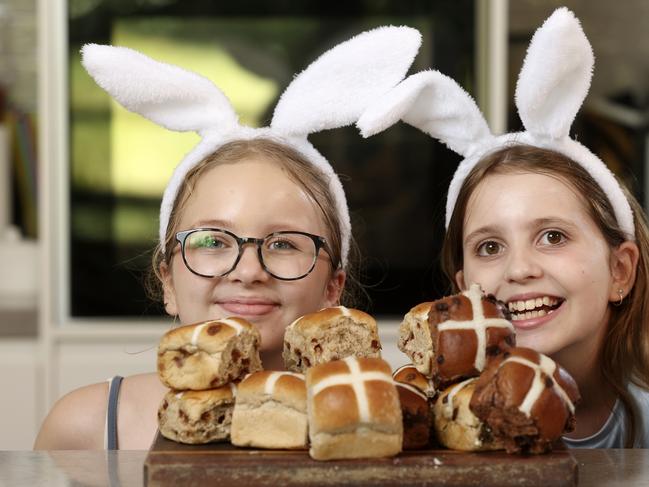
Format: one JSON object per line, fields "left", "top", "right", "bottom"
{"left": 515, "top": 8, "right": 594, "bottom": 139}
{"left": 270, "top": 26, "right": 421, "bottom": 135}
{"left": 81, "top": 44, "right": 239, "bottom": 133}
{"left": 357, "top": 70, "right": 493, "bottom": 157}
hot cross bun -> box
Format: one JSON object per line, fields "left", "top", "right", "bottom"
{"left": 469, "top": 347, "right": 581, "bottom": 454}
{"left": 392, "top": 363, "right": 436, "bottom": 398}
{"left": 157, "top": 317, "right": 262, "bottom": 390}
{"left": 306, "top": 356, "right": 402, "bottom": 460}
{"left": 157, "top": 384, "right": 237, "bottom": 444}
{"left": 230, "top": 370, "right": 308, "bottom": 449}
{"left": 283, "top": 306, "right": 381, "bottom": 373}
{"left": 392, "top": 364, "right": 436, "bottom": 449}
{"left": 398, "top": 284, "right": 515, "bottom": 387}
{"left": 433, "top": 378, "right": 503, "bottom": 451}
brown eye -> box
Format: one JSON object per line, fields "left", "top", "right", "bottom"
{"left": 477, "top": 241, "right": 502, "bottom": 256}
{"left": 542, "top": 230, "right": 565, "bottom": 245}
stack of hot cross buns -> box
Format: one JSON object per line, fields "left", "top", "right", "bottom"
{"left": 156, "top": 290, "right": 580, "bottom": 457}
{"left": 156, "top": 318, "right": 261, "bottom": 444}
{"left": 398, "top": 283, "right": 581, "bottom": 454}
{"left": 156, "top": 306, "right": 398, "bottom": 459}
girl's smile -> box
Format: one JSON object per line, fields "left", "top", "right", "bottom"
{"left": 506, "top": 293, "right": 565, "bottom": 331}
{"left": 215, "top": 296, "right": 281, "bottom": 317}
{"left": 507, "top": 296, "right": 566, "bottom": 330}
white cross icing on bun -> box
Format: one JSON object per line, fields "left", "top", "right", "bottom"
{"left": 438, "top": 283, "right": 514, "bottom": 372}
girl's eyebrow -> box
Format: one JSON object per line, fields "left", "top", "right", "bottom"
{"left": 532, "top": 217, "right": 579, "bottom": 232}
{"left": 463, "top": 217, "right": 579, "bottom": 246}
{"left": 191, "top": 219, "right": 235, "bottom": 229}
{"left": 190, "top": 219, "right": 312, "bottom": 234}
{"left": 463, "top": 225, "right": 501, "bottom": 246}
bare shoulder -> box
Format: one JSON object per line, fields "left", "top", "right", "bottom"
{"left": 34, "top": 381, "right": 109, "bottom": 450}
{"left": 34, "top": 373, "right": 166, "bottom": 450}
{"left": 116, "top": 372, "right": 167, "bottom": 450}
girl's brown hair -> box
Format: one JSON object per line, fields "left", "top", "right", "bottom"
{"left": 442, "top": 144, "right": 649, "bottom": 447}
{"left": 146, "top": 138, "right": 364, "bottom": 307}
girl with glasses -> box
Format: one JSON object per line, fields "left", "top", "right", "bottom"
{"left": 154, "top": 138, "right": 348, "bottom": 370}
{"left": 34, "top": 27, "right": 422, "bottom": 449}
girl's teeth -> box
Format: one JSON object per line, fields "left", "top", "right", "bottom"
{"left": 511, "top": 308, "right": 549, "bottom": 321}
{"left": 507, "top": 296, "right": 560, "bottom": 313}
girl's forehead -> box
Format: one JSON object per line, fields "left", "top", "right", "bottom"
{"left": 464, "top": 171, "right": 592, "bottom": 230}
{"left": 180, "top": 158, "right": 327, "bottom": 234}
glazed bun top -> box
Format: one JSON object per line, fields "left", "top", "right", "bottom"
{"left": 393, "top": 364, "right": 436, "bottom": 398}
{"left": 236, "top": 370, "right": 306, "bottom": 410}
{"left": 287, "top": 306, "right": 377, "bottom": 332}
{"left": 307, "top": 356, "right": 401, "bottom": 433}
{"left": 430, "top": 283, "right": 515, "bottom": 383}
{"left": 158, "top": 317, "right": 261, "bottom": 354}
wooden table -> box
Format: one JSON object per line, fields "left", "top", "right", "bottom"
{"left": 2, "top": 450, "right": 649, "bottom": 486}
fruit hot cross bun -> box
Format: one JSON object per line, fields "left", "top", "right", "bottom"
{"left": 433, "top": 378, "right": 503, "bottom": 452}
{"left": 392, "top": 365, "right": 435, "bottom": 450}
{"left": 158, "top": 317, "right": 262, "bottom": 390}
{"left": 469, "top": 347, "right": 581, "bottom": 454}
{"left": 399, "top": 284, "right": 515, "bottom": 387}
{"left": 283, "top": 306, "right": 381, "bottom": 373}
{"left": 158, "top": 384, "right": 237, "bottom": 444}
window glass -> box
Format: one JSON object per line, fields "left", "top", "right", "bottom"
{"left": 69, "top": 1, "right": 475, "bottom": 317}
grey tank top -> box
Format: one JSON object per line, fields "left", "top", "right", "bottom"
{"left": 105, "top": 376, "right": 124, "bottom": 450}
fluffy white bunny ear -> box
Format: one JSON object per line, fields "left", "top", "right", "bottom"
{"left": 357, "top": 70, "right": 493, "bottom": 157}
{"left": 515, "top": 7, "right": 594, "bottom": 139}
{"left": 271, "top": 26, "right": 421, "bottom": 135}
{"left": 81, "top": 43, "right": 239, "bottom": 133}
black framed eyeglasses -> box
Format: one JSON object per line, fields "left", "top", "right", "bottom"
{"left": 175, "top": 228, "right": 333, "bottom": 281}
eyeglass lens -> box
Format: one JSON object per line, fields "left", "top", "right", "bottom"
{"left": 183, "top": 230, "right": 319, "bottom": 279}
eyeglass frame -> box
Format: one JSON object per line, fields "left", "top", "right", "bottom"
{"left": 174, "top": 227, "right": 335, "bottom": 281}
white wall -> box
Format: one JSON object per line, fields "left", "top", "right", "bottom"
{"left": 0, "top": 340, "right": 39, "bottom": 450}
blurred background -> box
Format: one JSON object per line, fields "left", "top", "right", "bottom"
{"left": 0, "top": 0, "right": 647, "bottom": 449}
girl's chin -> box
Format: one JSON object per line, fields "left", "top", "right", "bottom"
{"left": 513, "top": 329, "right": 559, "bottom": 356}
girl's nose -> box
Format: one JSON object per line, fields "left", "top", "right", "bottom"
{"left": 226, "top": 245, "right": 269, "bottom": 284}
{"left": 504, "top": 247, "right": 543, "bottom": 283}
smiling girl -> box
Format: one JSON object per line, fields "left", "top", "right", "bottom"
{"left": 33, "top": 26, "right": 422, "bottom": 450}
{"left": 357, "top": 8, "right": 649, "bottom": 447}
{"left": 155, "top": 139, "right": 348, "bottom": 370}
{"left": 442, "top": 144, "right": 649, "bottom": 447}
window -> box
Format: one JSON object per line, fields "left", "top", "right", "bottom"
{"left": 68, "top": 1, "right": 476, "bottom": 317}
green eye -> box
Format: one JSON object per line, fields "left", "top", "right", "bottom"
{"left": 188, "top": 233, "right": 226, "bottom": 250}
{"left": 268, "top": 239, "right": 297, "bottom": 251}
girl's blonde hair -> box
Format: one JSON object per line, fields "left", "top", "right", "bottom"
{"left": 147, "top": 138, "right": 363, "bottom": 307}
{"left": 442, "top": 144, "right": 649, "bottom": 447}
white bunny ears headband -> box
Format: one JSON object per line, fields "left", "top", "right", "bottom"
{"left": 81, "top": 26, "right": 423, "bottom": 266}
{"left": 358, "top": 8, "right": 635, "bottom": 240}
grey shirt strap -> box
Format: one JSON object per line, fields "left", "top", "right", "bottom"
{"left": 105, "top": 375, "right": 124, "bottom": 450}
